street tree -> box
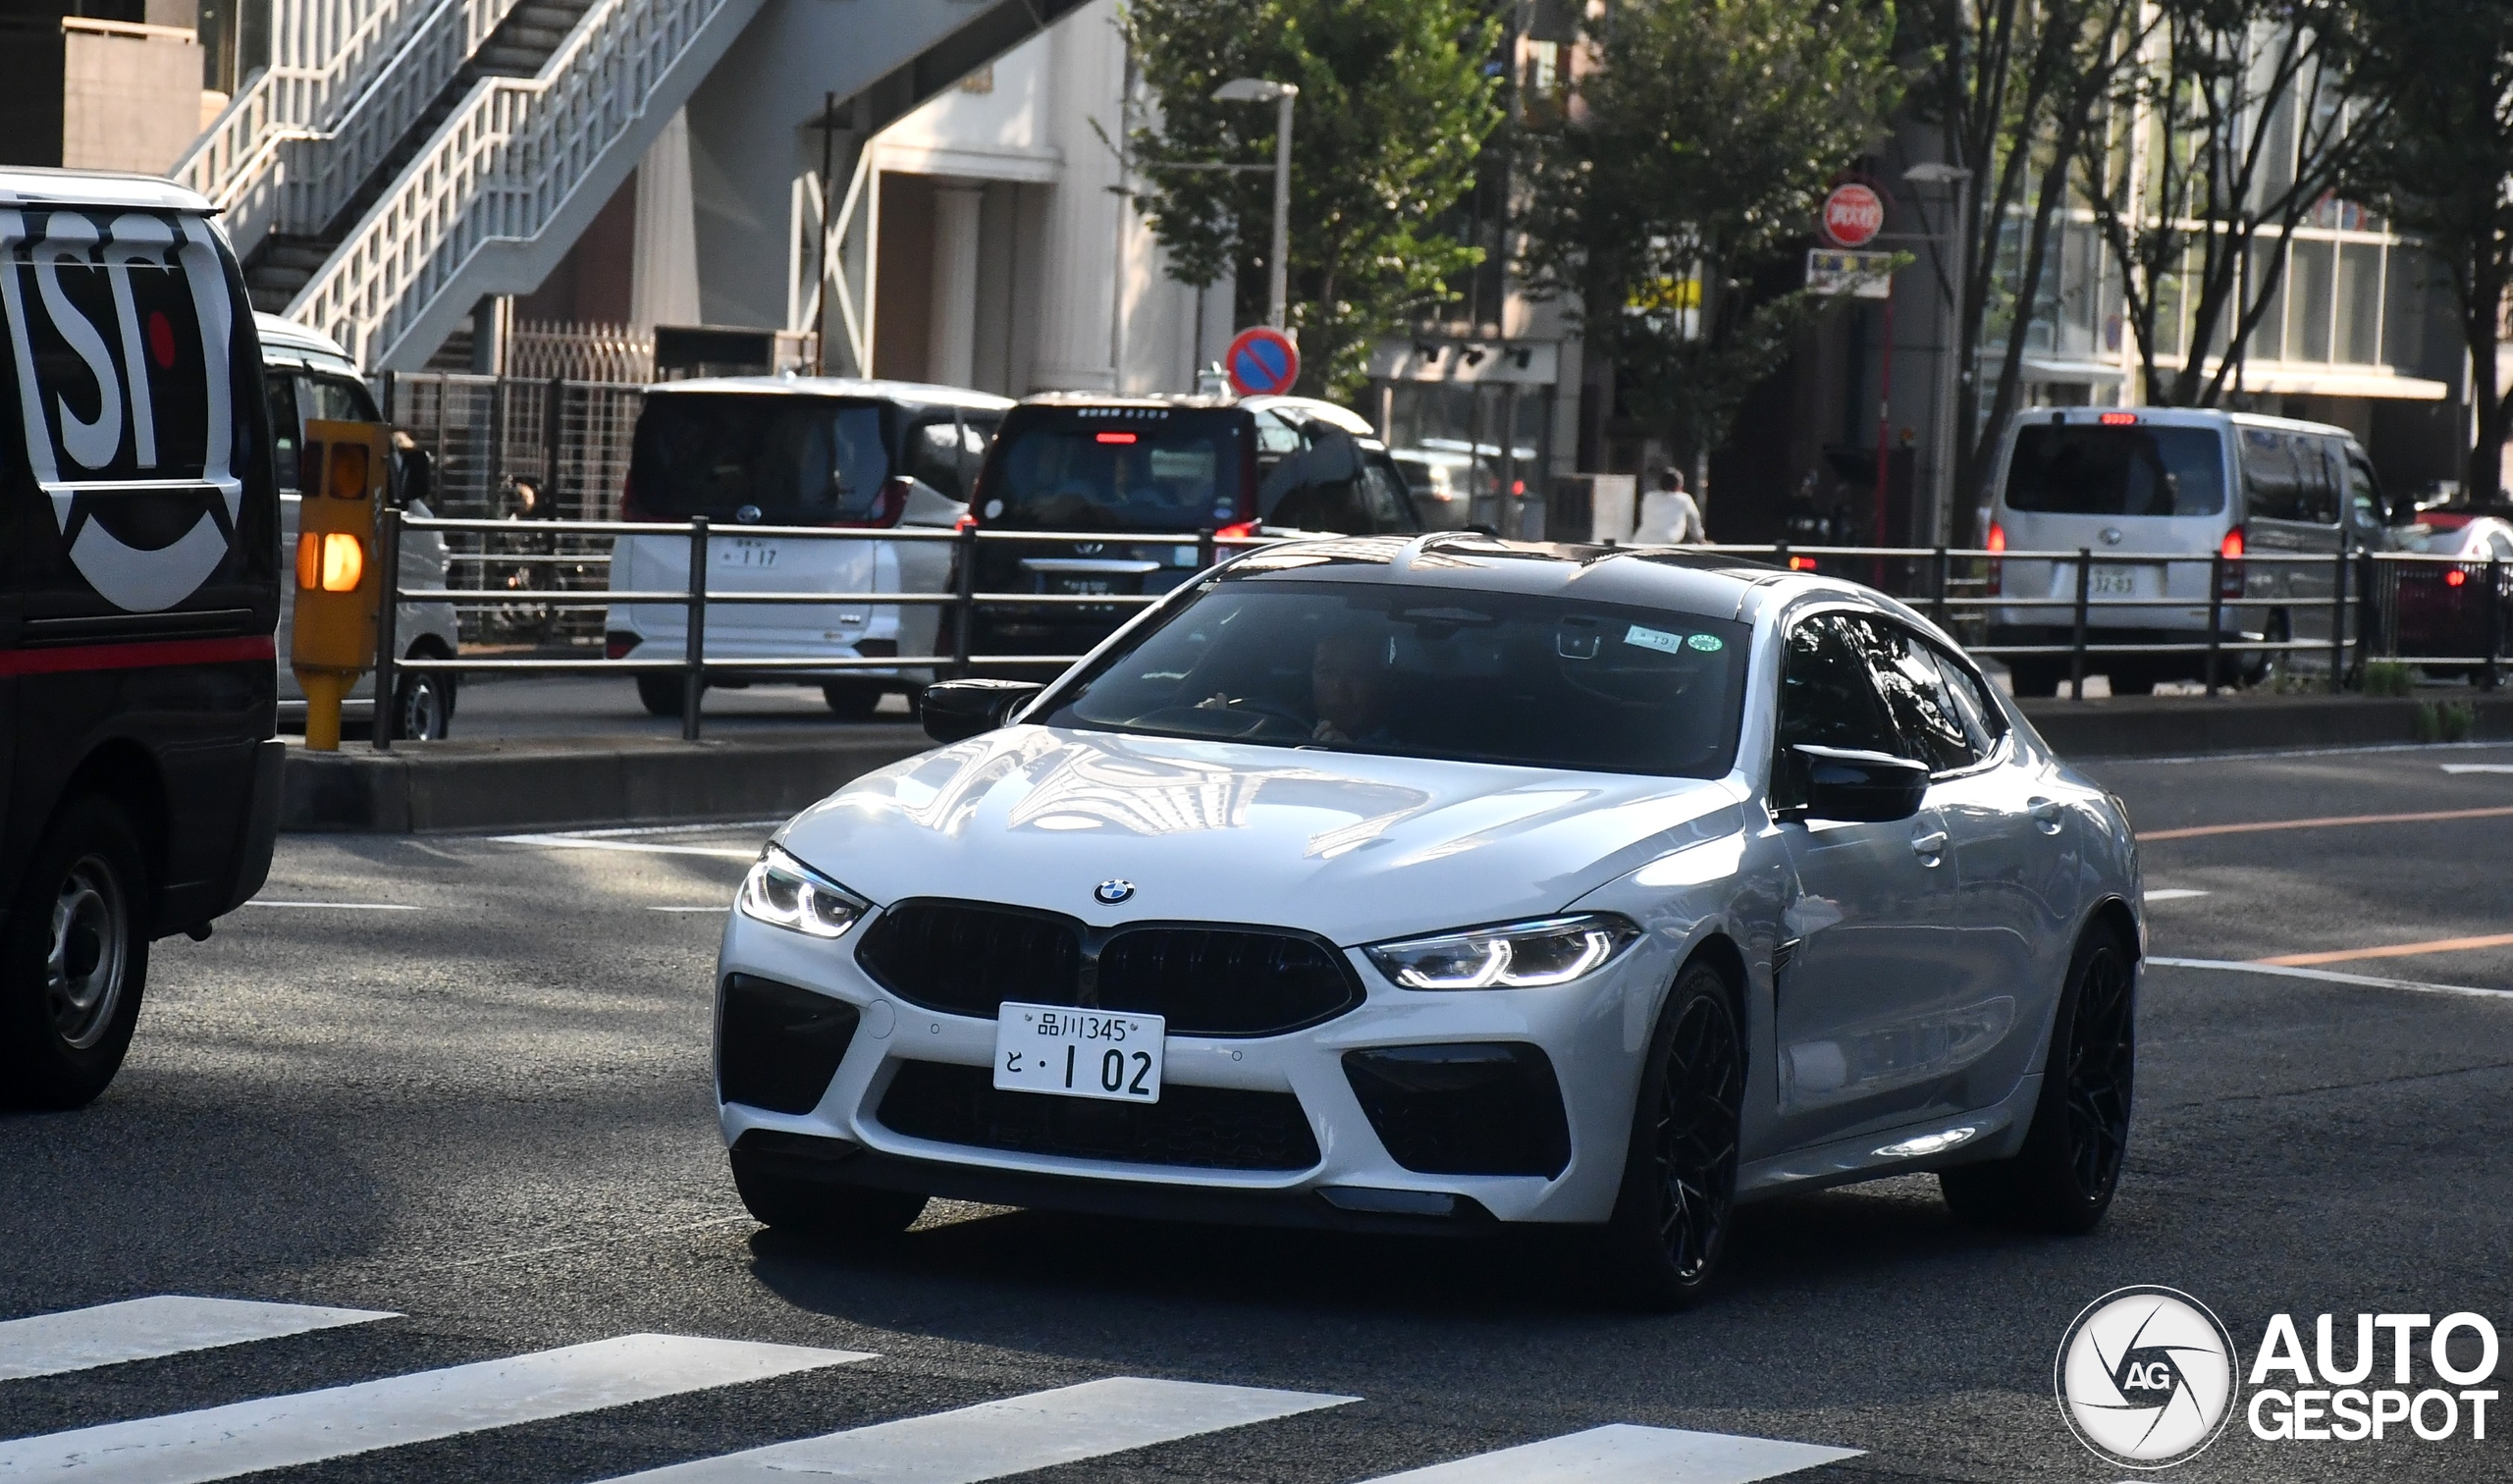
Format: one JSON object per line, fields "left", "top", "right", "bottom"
{"left": 2075, "top": 0, "right": 2388, "bottom": 407}
{"left": 1121, "top": 0, "right": 1505, "bottom": 398}
{"left": 1517, "top": 0, "right": 1903, "bottom": 494}
{"left": 1902, "top": 0, "right": 2150, "bottom": 540}
{"left": 2349, "top": 3, "right": 2513, "bottom": 500}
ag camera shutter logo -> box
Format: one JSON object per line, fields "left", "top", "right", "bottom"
{"left": 2056, "top": 1286, "right": 2239, "bottom": 1468}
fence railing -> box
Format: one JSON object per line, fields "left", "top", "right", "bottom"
{"left": 364, "top": 526, "right": 2509, "bottom": 748}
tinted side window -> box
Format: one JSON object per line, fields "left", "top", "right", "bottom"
{"left": 906, "top": 415, "right": 989, "bottom": 501}
{"left": 1926, "top": 641, "right": 2007, "bottom": 758}
{"left": 265, "top": 372, "right": 301, "bottom": 490}
{"left": 1774, "top": 612, "right": 1901, "bottom": 809}
{"left": 2244, "top": 429, "right": 2339, "bottom": 524}
{"left": 1845, "top": 615, "right": 1979, "bottom": 773}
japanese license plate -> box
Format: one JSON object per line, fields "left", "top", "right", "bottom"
{"left": 2089, "top": 566, "right": 2142, "bottom": 595}
{"left": 992, "top": 1001, "right": 1163, "bottom": 1103}
{"left": 718, "top": 539, "right": 778, "bottom": 568}
{"left": 1052, "top": 575, "right": 1116, "bottom": 595}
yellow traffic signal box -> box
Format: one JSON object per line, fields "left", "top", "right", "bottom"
{"left": 291, "top": 419, "right": 390, "bottom": 750}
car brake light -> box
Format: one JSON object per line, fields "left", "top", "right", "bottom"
{"left": 2446, "top": 567, "right": 2469, "bottom": 588}
{"left": 1787, "top": 556, "right": 1818, "bottom": 571}
{"left": 2219, "top": 528, "right": 2244, "bottom": 558}
{"left": 1096, "top": 431, "right": 1139, "bottom": 445}
{"left": 1984, "top": 521, "right": 2005, "bottom": 596}
{"left": 954, "top": 512, "right": 979, "bottom": 533}
{"left": 2099, "top": 411, "right": 2139, "bottom": 426}
{"left": 2218, "top": 527, "right": 2244, "bottom": 599}
{"left": 1214, "top": 520, "right": 1257, "bottom": 541}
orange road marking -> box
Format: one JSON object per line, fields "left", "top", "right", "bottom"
{"left": 2140, "top": 804, "right": 2513, "bottom": 841}
{"left": 2257, "top": 932, "right": 2513, "bottom": 968}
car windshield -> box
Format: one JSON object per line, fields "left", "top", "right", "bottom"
{"left": 629, "top": 395, "right": 892, "bottom": 522}
{"left": 2005, "top": 424, "right": 2226, "bottom": 516}
{"left": 1043, "top": 580, "right": 1750, "bottom": 776}
{"left": 983, "top": 408, "right": 1248, "bottom": 530}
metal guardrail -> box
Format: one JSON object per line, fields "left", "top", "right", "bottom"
{"left": 364, "top": 521, "right": 2508, "bottom": 749}
{"left": 371, "top": 513, "right": 1269, "bottom": 746}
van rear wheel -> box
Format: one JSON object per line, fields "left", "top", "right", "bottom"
{"left": 821, "top": 680, "right": 884, "bottom": 720}
{"left": 0, "top": 796, "right": 151, "bottom": 1110}
{"left": 637, "top": 674, "right": 690, "bottom": 717}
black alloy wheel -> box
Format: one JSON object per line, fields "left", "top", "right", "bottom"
{"left": 1942, "top": 923, "right": 2136, "bottom": 1232}
{"left": 1603, "top": 962, "right": 1745, "bottom": 1308}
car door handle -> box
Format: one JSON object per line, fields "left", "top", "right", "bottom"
{"left": 1910, "top": 829, "right": 1948, "bottom": 861}
{"left": 2029, "top": 798, "right": 2064, "bottom": 834}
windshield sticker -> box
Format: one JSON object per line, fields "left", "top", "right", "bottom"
{"left": 1687, "top": 632, "right": 1724, "bottom": 652}
{"left": 1624, "top": 623, "right": 1687, "bottom": 655}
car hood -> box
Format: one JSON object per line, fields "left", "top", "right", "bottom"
{"left": 777, "top": 726, "right": 1748, "bottom": 944}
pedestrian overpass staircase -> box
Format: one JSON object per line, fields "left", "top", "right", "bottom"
{"left": 175, "top": 0, "right": 1090, "bottom": 370}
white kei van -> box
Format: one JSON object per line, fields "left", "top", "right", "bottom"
{"left": 257, "top": 314, "right": 461, "bottom": 737}
{"left": 603, "top": 378, "right": 1013, "bottom": 717}
{"left": 1983, "top": 405, "right": 2394, "bottom": 694}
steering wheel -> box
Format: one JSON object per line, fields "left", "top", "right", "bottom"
{"left": 1209, "top": 696, "right": 1313, "bottom": 738}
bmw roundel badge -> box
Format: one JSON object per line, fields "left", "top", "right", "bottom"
{"left": 1094, "top": 879, "right": 1136, "bottom": 905}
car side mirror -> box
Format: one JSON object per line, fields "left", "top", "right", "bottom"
{"left": 922, "top": 678, "right": 1045, "bottom": 744}
{"left": 1785, "top": 744, "right": 1930, "bottom": 823}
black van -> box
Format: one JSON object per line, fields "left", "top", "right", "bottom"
{"left": 959, "top": 394, "right": 1420, "bottom": 662}
{"left": 0, "top": 169, "right": 282, "bottom": 1107}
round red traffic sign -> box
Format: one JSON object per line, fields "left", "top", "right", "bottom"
{"left": 1821, "top": 183, "right": 1885, "bottom": 248}
{"left": 1224, "top": 327, "right": 1301, "bottom": 398}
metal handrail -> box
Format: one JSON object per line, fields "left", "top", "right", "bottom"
{"left": 361, "top": 519, "right": 2504, "bottom": 748}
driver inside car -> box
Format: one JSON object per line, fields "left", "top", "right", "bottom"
{"left": 1309, "top": 630, "right": 1400, "bottom": 745}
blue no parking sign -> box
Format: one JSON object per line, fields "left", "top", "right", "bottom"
{"left": 1224, "top": 327, "right": 1300, "bottom": 398}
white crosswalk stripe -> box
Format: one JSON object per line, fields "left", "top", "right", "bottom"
{"left": 1363, "top": 1423, "right": 1861, "bottom": 1484}
{"left": 0, "top": 1294, "right": 1866, "bottom": 1484}
{"left": 606, "top": 1374, "right": 1355, "bottom": 1482}
{"left": 0, "top": 1297, "right": 398, "bottom": 1382}
{"left": 0, "top": 1333, "right": 870, "bottom": 1484}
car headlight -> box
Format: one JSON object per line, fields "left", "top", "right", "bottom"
{"left": 1364, "top": 914, "right": 1640, "bottom": 990}
{"left": 736, "top": 844, "right": 869, "bottom": 938}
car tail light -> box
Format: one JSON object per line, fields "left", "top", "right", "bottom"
{"left": 2098, "top": 411, "right": 2140, "bottom": 426}
{"left": 1985, "top": 521, "right": 2005, "bottom": 595}
{"left": 954, "top": 511, "right": 979, "bottom": 533}
{"left": 2446, "top": 567, "right": 2469, "bottom": 588}
{"left": 1787, "top": 555, "right": 1818, "bottom": 571}
{"left": 833, "top": 477, "right": 914, "bottom": 529}
{"left": 2219, "top": 527, "right": 2245, "bottom": 599}
{"left": 605, "top": 632, "right": 640, "bottom": 660}
{"left": 1214, "top": 519, "right": 1258, "bottom": 542}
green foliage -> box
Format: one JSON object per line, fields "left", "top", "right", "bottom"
{"left": 2361, "top": 660, "right": 2415, "bottom": 698}
{"left": 1121, "top": 0, "right": 1505, "bottom": 399}
{"left": 2348, "top": 4, "right": 2513, "bottom": 499}
{"left": 2415, "top": 699, "right": 2476, "bottom": 744}
{"left": 1517, "top": 0, "right": 1904, "bottom": 470}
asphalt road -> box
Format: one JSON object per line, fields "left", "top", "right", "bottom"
{"left": 6, "top": 742, "right": 2513, "bottom": 1482}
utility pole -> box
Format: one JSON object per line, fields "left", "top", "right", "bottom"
{"left": 1212, "top": 78, "right": 1299, "bottom": 331}
{"left": 1904, "top": 161, "right": 1973, "bottom": 546}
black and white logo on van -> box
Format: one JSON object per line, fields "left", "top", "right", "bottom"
{"left": 2056, "top": 1286, "right": 2240, "bottom": 1468}
{"left": 0, "top": 208, "right": 241, "bottom": 612}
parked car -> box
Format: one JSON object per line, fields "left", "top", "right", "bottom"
{"left": 713, "top": 534, "right": 2143, "bottom": 1306}
{"left": 605, "top": 377, "right": 1011, "bottom": 718}
{"left": 2390, "top": 512, "right": 2513, "bottom": 674}
{"left": 956, "top": 393, "right": 1422, "bottom": 666}
{"left": 1984, "top": 406, "right": 2398, "bottom": 694}
{"left": 257, "top": 313, "right": 461, "bottom": 739}
{"left": 1, "top": 168, "right": 283, "bottom": 1107}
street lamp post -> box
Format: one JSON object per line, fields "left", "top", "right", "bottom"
{"left": 1904, "top": 162, "right": 1973, "bottom": 547}
{"left": 1212, "top": 78, "right": 1299, "bottom": 331}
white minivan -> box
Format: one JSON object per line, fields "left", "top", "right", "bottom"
{"left": 604, "top": 378, "right": 1012, "bottom": 717}
{"left": 1983, "top": 405, "right": 2393, "bottom": 694}
{"left": 258, "top": 314, "right": 462, "bottom": 737}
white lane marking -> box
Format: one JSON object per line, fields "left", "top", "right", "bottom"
{"left": 0, "top": 1297, "right": 397, "bottom": 1382}
{"left": 243, "top": 901, "right": 422, "bottom": 911}
{"left": 2441, "top": 764, "right": 2513, "bottom": 774}
{"left": 2098, "top": 740, "right": 2511, "bottom": 766}
{"left": 494, "top": 833, "right": 758, "bottom": 861}
{"left": 2147, "top": 956, "right": 2513, "bottom": 1000}
{"left": 0, "top": 1334, "right": 870, "bottom": 1483}
{"left": 2142, "top": 888, "right": 2210, "bottom": 902}
{"left": 498, "top": 820, "right": 785, "bottom": 840}
{"left": 647, "top": 905, "right": 727, "bottom": 913}
{"left": 1363, "top": 1424, "right": 1862, "bottom": 1484}
{"left": 605, "top": 1376, "right": 1354, "bottom": 1483}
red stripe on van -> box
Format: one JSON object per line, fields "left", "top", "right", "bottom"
{"left": 0, "top": 634, "right": 276, "bottom": 676}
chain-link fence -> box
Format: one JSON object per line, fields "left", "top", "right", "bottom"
{"left": 384, "top": 372, "right": 643, "bottom": 652}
